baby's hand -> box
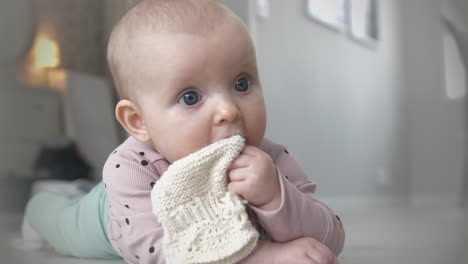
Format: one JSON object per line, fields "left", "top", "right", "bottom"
{"left": 273, "top": 237, "right": 339, "bottom": 264}
{"left": 227, "top": 145, "right": 281, "bottom": 210}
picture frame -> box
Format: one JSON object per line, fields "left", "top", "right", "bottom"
{"left": 348, "top": 0, "right": 379, "bottom": 46}
{"left": 305, "top": 0, "right": 347, "bottom": 32}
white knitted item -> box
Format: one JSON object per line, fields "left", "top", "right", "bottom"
{"left": 151, "top": 135, "right": 259, "bottom": 264}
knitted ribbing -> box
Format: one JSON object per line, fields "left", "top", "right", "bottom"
{"left": 151, "top": 135, "right": 259, "bottom": 264}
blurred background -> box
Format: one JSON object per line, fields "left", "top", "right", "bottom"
{"left": 0, "top": 0, "right": 467, "bottom": 263}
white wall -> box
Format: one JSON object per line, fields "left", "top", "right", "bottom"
{"left": 402, "top": 0, "right": 468, "bottom": 206}
{"left": 449, "top": 0, "right": 468, "bottom": 206}
{"left": 251, "top": 0, "right": 406, "bottom": 198}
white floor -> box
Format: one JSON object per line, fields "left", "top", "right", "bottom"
{"left": 1, "top": 203, "right": 467, "bottom": 264}
{"left": 335, "top": 205, "right": 468, "bottom": 264}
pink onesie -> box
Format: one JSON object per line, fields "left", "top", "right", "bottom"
{"left": 103, "top": 136, "right": 345, "bottom": 264}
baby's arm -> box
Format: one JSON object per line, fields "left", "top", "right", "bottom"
{"left": 229, "top": 138, "right": 345, "bottom": 256}
{"left": 257, "top": 140, "right": 345, "bottom": 255}
{"left": 103, "top": 147, "right": 170, "bottom": 264}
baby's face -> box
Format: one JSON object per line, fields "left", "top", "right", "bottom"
{"left": 132, "top": 21, "right": 267, "bottom": 163}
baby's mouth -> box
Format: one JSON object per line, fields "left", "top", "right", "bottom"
{"left": 217, "top": 128, "right": 245, "bottom": 142}
{"left": 233, "top": 128, "right": 245, "bottom": 138}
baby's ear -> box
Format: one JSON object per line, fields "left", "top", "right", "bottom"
{"left": 115, "top": 99, "right": 151, "bottom": 142}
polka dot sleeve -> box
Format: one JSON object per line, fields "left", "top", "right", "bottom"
{"left": 103, "top": 137, "right": 170, "bottom": 264}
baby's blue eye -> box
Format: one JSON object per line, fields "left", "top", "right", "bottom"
{"left": 178, "top": 91, "right": 199, "bottom": 106}
{"left": 234, "top": 77, "right": 250, "bottom": 92}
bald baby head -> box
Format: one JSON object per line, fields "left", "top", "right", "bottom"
{"left": 107, "top": 0, "right": 242, "bottom": 100}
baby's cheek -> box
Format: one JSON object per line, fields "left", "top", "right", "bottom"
{"left": 246, "top": 126, "right": 265, "bottom": 148}
{"left": 250, "top": 110, "right": 267, "bottom": 144}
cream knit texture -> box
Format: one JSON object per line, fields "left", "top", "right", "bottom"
{"left": 151, "top": 135, "right": 259, "bottom": 264}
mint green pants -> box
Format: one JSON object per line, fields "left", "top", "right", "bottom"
{"left": 24, "top": 182, "right": 120, "bottom": 259}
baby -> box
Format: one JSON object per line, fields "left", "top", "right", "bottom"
{"left": 24, "top": 0, "right": 345, "bottom": 263}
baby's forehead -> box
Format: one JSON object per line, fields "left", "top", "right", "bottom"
{"left": 128, "top": 30, "right": 257, "bottom": 93}
{"left": 137, "top": 28, "right": 255, "bottom": 63}
{"left": 128, "top": 19, "right": 254, "bottom": 61}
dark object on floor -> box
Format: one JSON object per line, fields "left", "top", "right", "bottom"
{"left": 34, "top": 141, "right": 92, "bottom": 181}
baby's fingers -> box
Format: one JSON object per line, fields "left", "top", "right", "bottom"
{"left": 229, "top": 154, "right": 251, "bottom": 170}
{"left": 227, "top": 180, "right": 247, "bottom": 199}
{"left": 228, "top": 168, "right": 246, "bottom": 182}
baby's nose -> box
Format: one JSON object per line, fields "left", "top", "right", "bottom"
{"left": 213, "top": 98, "right": 240, "bottom": 125}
